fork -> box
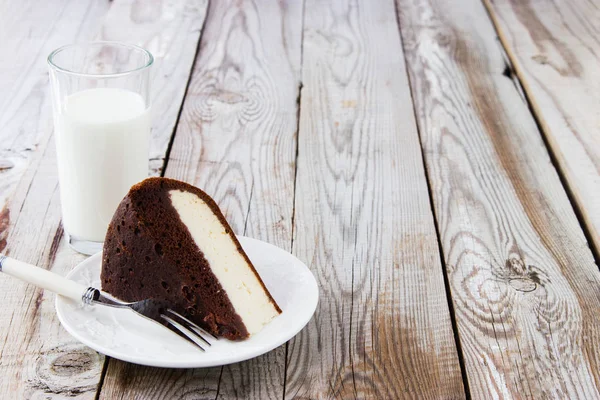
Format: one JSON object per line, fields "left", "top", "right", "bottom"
{"left": 0, "top": 254, "right": 214, "bottom": 351}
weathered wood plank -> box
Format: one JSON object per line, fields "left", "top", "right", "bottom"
{"left": 397, "top": 0, "right": 600, "bottom": 398}
{"left": 0, "top": 0, "right": 208, "bottom": 398}
{"left": 284, "top": 0, "right": 465, "bottom": 398}
{"left": 483, "top": 0, "right": 600, "bottom": 256}
{"left": 0, "top": 1, "right": 110, "bottom": 398}
{"left": 0, "top": 0, "right": 109, "bottom": 252}
{"left": 99, "top": 0, "right": 303, "bottom": 398}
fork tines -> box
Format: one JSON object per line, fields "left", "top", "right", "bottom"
{"left": 161, "top": 309, "right": 214, "bottom": 351}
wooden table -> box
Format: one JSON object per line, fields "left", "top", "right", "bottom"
{"left": 2, "top": 0, "right": 600, "bottom": 398}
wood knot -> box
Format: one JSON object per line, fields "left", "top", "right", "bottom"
{"left": 32, "top": 344, "right": 102, "bottom": 395}
{"left": 331, "top": 34, "right": 353, "bottom": 56}
{"left": 210, "top": 89, "right": 247, "bottom": 105}
{"left": 508, "top": 277, "right": 537, "bottom": 292}
{"left": 503, "top": 258, "right": 544, "bottom": 291}
{"left": 50, "top": 352, "right": 95, "bottom": 376}
{"left": 506, "top": 257, "right": 526, "bottom": 274}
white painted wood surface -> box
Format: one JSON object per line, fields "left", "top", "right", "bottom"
{"left": 0, "top": 2, "right": 110, "bottom": 398}
{"left": 3, "top": 0, "right": 600, "bottom": 398}
{"left": 0, "top": 0, "right": 109, "bottom": 251}
{"left": 484, "top": 0, "right": 600, "bottom": 257}
{"left": 284, "top": 0, "right": 465, "bottom": 398}
{"left": 397, "top": 0, "right": 600, "bottom": 398}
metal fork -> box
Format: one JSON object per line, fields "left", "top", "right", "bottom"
{"left": 0, "top": 254, "right": 214, "bottom": 351}
{"left": 92, "top": 291, "right": 216, "bottom": 351}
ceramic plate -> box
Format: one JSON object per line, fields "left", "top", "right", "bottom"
{"left": 55, "top": 236, "right": 318, "bottom": 368}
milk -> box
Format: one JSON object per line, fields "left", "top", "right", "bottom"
{"left": 55, "top": 88, "right": 150, "bottom": 242}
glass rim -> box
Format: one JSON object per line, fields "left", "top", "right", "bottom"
{"left": 47, "top": 41, "right": 154, "bottom": 78}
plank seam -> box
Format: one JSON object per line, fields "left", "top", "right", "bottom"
{"left": 284, "top": 0, "right": 306, "bottom": 396}
{"left": 495, "top": 38, "right": 527, "bottom": 102}
{"left": 214, "top": 366, "right": 224, "bottom": 400}
{"left": 392, "top": 0, "right": 472, "bottom": 398}
{"left": 159, "top": 0, "right": 212, "bottom": 178}
{"left": 282, "top": 83, "right": 302, "bottom": 400}
{"left": 481, "top": 0, "right": 600, "bottom": 268}
{"left": 93, "top": 355, "right": 110, "bottom": 400}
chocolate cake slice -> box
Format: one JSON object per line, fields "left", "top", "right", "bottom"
{"left": 101, "top": 177, "right": 281, "bottom": 340}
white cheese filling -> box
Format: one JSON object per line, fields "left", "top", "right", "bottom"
{"left": 169, "top": 189, "right": 280, "bottom": 335}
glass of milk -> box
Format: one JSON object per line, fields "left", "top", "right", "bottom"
{"left": 48, "top": 42, "right": 153, "bottom": 255}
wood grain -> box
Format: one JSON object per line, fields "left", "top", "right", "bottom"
{"left": 0, "top": 0, "right": 109, "bottom": 253}
{"left": 284, "top": 0, "right": 465, "bottom": 398}
{"left": 397, "top": 0, "right": 600, "bottom": 398}
{"left": 483, "top": 0, "right": 600, "bottom": 257}
{"left": 99, "top": 0, "right": 303, "bottom": 398}
{"left": 0, "top": 0, "right": 208, "bottom": 398}
{"left": 0, "top": 2, "right": 110, "bottom": 399}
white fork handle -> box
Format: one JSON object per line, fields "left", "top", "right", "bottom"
{"left": 0, "top": 254, "right": 92, "bottom": 303}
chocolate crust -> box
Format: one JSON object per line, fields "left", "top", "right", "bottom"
{"left": 101, "top": 177, "right": 279, "bottom": 340}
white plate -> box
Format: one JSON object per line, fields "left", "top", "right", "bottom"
{"left": 56, "top": 236, "right": 318, "bottom": 368}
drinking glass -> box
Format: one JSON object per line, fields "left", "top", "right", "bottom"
{"left": 48, "top": 42, "right": 153, "bottom": 255}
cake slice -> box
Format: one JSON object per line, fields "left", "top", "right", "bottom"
{"left": 101, "top": 177, "right": 281, "bottom": 340}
